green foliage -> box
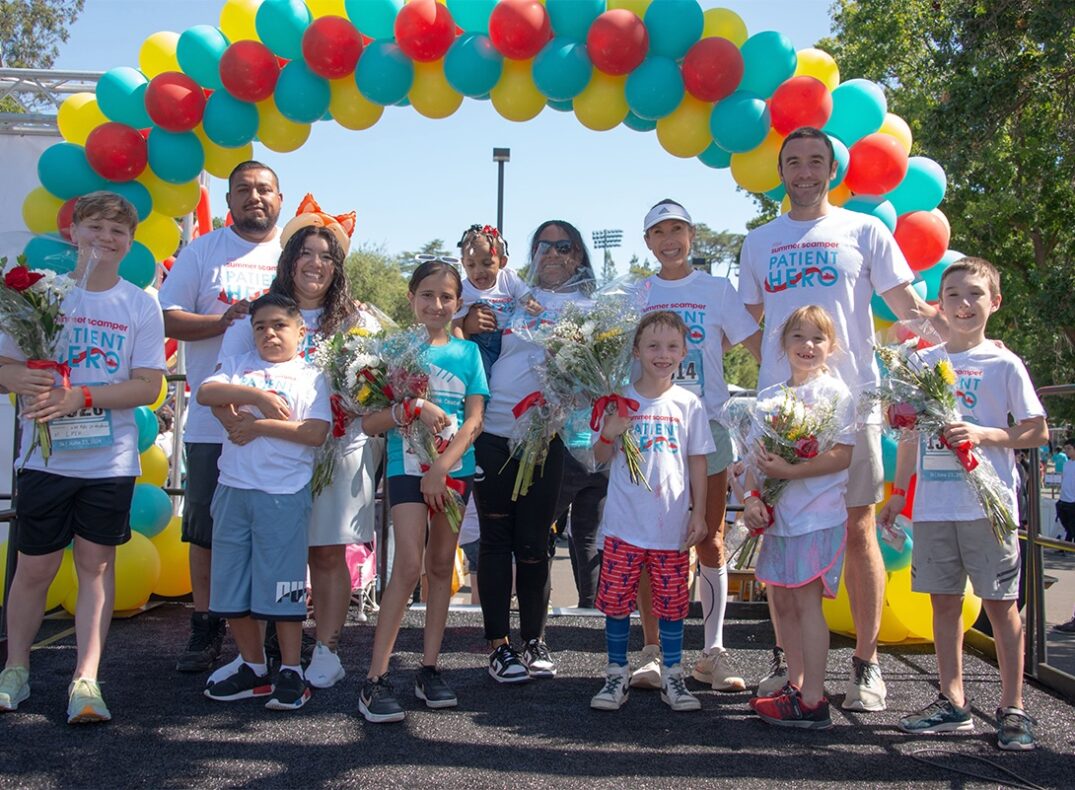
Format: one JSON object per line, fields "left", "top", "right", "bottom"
{"left": 396, "top": 238, "right": 452, "bottom": 275}
{"left": 627, "top": 253, "right": 655, "bottom": 279}
{"left": 344, "top": 243, "right": 412, "bottom": 326}
{"left": 692, "top": 223, "right": 744, "bottom": 277}
{"left": 0, "top": 0, "right": 85, "bottom": 113}
{"left": 723, "top": 345, "right": 759, "bottom": 390}
{"left": 600, "top": 250, "right": 618, "bottom": 284}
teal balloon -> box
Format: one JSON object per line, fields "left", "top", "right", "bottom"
{"left": 881, "top": 433, "right": 899, "bottom": 481}
{"left": 129, "top": 483, "right": 171, "bottom": 538}
{"left": 147, "top": 130, "right": 203, "bottom": 184}
{"left": 871, "top": 279, "right": 925, "bottom": 322}
{"left": 23, "top": 235, "right": 77, "bottom": 274}
{"left": 878, "top": 519, "right": 913, "bottom": 571}
{"left": 444, "top": 33, "right": 503, "bottom": 97}
{"left": 830, "top": 136, "right": 850, "bottom": 187}
{"left": 546, "top": 0, "right": 603, "bottom": 41}
{"left": 710, "top": 91, "right": 769, "bottom": 153}
{"left": 134, "top": 405, "right": 159, "bottom": 453}
{"left": 355, "top": 39, "right": 414, "bottom": 106}
{"left": 625, "top": 55, "right": 683, "bottom": 120}
{"left": 177, "top": 25, "right": 229, "bottom": 90}
{"left": 738, "top": 31, "right": 796, "bottom": 99}
{"left": 623, "top": 111, "right": 657, "bottom": 133}
{"left": 38, "top": 142, "right": 108, "bottom": 200}
{"left": 765, "top": 184, "right": 786, "bottom": 202}
{"left": 110, "top": 180, "right": 153, "bottom": 220}
{"left": 845, "top": 195, "right": 898, "bottom": 233}
{"left": 274, "top": 61, "right": 330, "bottom": 123}
{"left": 203, "top": 90, "right": 259, "bottom": 147}
{"left": 119, "top": 241, "right": 157, "bottom": 288}
{"left": 448, "top": 0, "right": 496, "bottom": 33}
{"left": 256, "top": 0, "right": 311, "bottom": 60}
{"left": 394, "top": 95, "right": 411, "bottom": 107}
{"left": 96, "top": 67, "right": 152, "bottom": 128}
{"left": 697, "top": 142, "right": 731, "bottom": 169}
{"left": 885, "top": 156, "right": 947, "bottom": 215}
{"left": 823, "top": 78, "right": 886, "bottom": 146}
{"left": 533, "top": 38, "right": 591, "bottom": 101}
{"left": 916, "top": 250, "right": 963, "bottom": 302}
{"left": 547, "top": 98, "right": 573, "bottom": 112}
{"left": 346, "top": 0, "right": 402, "bottom": 40}
{"left": 644, "top": 0, "right": 703, "bottom": 60}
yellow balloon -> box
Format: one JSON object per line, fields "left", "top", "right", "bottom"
{"left": 151, "top": 376, "right": 168, "bottom": 410}
{"left": 135, "top": 211, "right": 181, "bottom": 262}
{"left": 829, "top": 181, "right": 852, "bottom": 206}
{"left": 885, "top": 566, "right": 982, "bottom": 641}
{"left": 702, "top": 8, "right": 748, "bottom": 47}
{"left": 793, "top": 48, "right": 840, "bottom": 93}
{"left": 151, "top": 517, "right": 192, "bottom": 597}
{"left": 409, "top": 59, "right": 463, "bottom": 120}
{"left": 22, "top": 187, "right": 65, "bottom": 235}
{"left": 193, "top": 127, "right": 254, "bottom": 179}
{"left": 879, "top": 112, "right": 913, "bottom": 155}
{"left": 220, "top": 0, "right": 262, "bottom": 43}
{"left": 0, "top": 542, "right": 74, "bottom": 609}
{"left": 139, "top": 31, "right": 182, "bottom": 79}
{"left": 138, "top": 170, "right": 201, "bottom": 217}
{"left": 780, "top": 194, "right": 791, "bottom": 214}
{"left": 873, "top": 314, "right": 894, "bottom": 333}
{"left": 256, "top": 98, "right": 312, "bottom": 152}
{"left": 329, "top": 77, "right": 384, "bottom": 130}
{"left": 932, "top": 207, "right": 950, "bottom": 236}
{"left": 57, "top": 92, "right": 108, "bottom": 145}
{"left": 821, "top": 573, "right": 855, "bottom": 634}
{"left": 305, "top": 0, "right": 347, "bottom": 18}
{"left": 490, "top": 59, "right": 545, "bottom": 123}
{"left": 656, "top": 95, "right": 713, "bottom": 158}
{"left": 114, "top": 532, "right": 162, "bottom": 611}
{"left": 137, "top": 444, "right": 170, "bottom": 487}
{"left": 730, "top": 129, "right": 784, "bottom": 193}
{"left": 877, "top": 594, "right": 910, "bottom": 643}
{"left": 573, "top": 73, "right": 628, "bottom": 131}
{"left": 607, "top": 0, "right": 651, "bottom": 18}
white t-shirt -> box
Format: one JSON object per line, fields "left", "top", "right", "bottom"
{"left": 203, "top": 351, "right": 331, "bottom": 495}
{"left": 738, "top": 207, "right": 914, "bottom": 408}
{"left": 220, "top": 307, "right": 323, "bottom": 364}
{"left": 0, "top": 279, "right": 166, "bottom": 478}
{"left": 157, "top": 227, "right": 281, "bottom": 443}
{"left": 912, "top": 342, "right": 1045, "bottom": 523}
{"left": 752, "top": 374, "right": 856, "bottom": 537}
{"left": 455, "top": 268, "right": 531, "bottom": 330}
{"left": 642, "top": 270, "right": 758, "bottom": 420}
{"left": 598, "top": 384, "right": 715, "bottom": 551}
{"left": 1060, "top": 461, "right": 1075, "bottom": 504}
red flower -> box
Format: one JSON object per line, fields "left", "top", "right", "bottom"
{"left": 793, "top": 436, "right": 819, "bottom": 459}
{"left": 4, "top": 266, "right": 44, "bottom": 292}
{"left": 886, "top": 402, "right": 918, "bottom": 430}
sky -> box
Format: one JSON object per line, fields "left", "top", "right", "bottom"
{"left": 51, "top": 1, "right": 837, "bottom": 274}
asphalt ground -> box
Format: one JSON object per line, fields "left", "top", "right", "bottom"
{"left": 1, "top": 603, "right": 1074, "bottom": 789}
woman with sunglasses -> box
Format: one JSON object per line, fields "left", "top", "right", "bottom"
{"left": 469, "top": 220, "right": 598, "bottom": 683}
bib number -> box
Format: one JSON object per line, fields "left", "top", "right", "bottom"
{"left": 49, "top": 406, "right": 114, "bottom": 451}
{"left": 674, "top": 348, "right": 704, "bottom": 396}
{"left": 403, "top": 414, "right": 462, "bottom": 476}
{"left": 920, "top": 433, "right": 961, "bottom": 481}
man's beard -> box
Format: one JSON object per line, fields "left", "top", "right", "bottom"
{"left": 233, "top": 212, "right": 277, "bottom": 234}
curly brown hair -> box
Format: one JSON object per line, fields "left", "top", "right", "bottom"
{"left": 269, "top": 225, "right": 353, "bottom": 337}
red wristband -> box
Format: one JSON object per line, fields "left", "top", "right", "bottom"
{"left": 891, "top": 487, "right": 907, "bottom": 497}
{"left": 747, "top": 489, "right": 763, "bottom": 501}
{"left": 598, "top": 434, "right": 613, "bottom": 445}
{"left": 81, "top": 385, "right": 93, "bottom": 409}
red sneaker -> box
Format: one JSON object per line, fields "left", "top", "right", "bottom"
{"left": 752, "top": 684, "right": 832, "bottom": 730}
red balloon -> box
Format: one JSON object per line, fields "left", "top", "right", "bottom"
{"left": 894, "top": 211, "right": 950, "bottom": 271}
{"left": 899, "top": 474, "right": 917, "bottom": 518}
{"left": 145, "top": 71, "right": 207, "bottom": 133}
{"left": 681, "top": 37, "right": 742, "bottom": 102}
{"left": 85, "top": 122, "right": 148, "bottom": 182}
{"left": 844, "top": 133, "right": 909, "bottom": 195}
{"left": 488, "top": 0, "right": 551, "bottom": 61}
{"left": 302, "top": 15, "right": 363, "bottom": 78}
{"left": 769, "top": 76, "right": 832, "bottom": 136}
{"left": 395, "top": 0, "right": 456, "bottom": 63}
{"left": 586, "top": 9, "right": 648, "bottom": 76}
{"left": 57, "top": 198, "right": 78, "bottom": 240}
{"left": 219, "top": 40, "right": 281, "bottom": 103}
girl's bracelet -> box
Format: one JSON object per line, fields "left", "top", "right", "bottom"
{"left": 598, "top": 434, "right": 613, "bottom": 445}
{"left": 391, "top": 402, "right": 404, "bottom": 427}
{"left": 746, "top": 489, "right": 764, "bottom": 502}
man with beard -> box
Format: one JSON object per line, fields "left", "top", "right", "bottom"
{"left": 158, "top": 162, "right": 283, "bottom": 673}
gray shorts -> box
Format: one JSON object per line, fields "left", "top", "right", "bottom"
{"left": 706, "top": 420, "right": 735, "bottom": 476}
{"left": 181, "top": 442, "right": 222, "bottom": 549}
{"left": 208, "top": 483, "right": 312, "bottom": 621}
{"left": 846, "top": 425, "right": 884, "bottom": 508}
{"left": 911, "top": 518, "right": 1020, "bottom": 600}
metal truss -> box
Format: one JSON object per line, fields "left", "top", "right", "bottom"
{"left": 0, "top": 67, "right": 102, "bottom": 136}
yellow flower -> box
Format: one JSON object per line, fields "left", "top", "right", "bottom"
{"left": 349, "top": 327, "right": 370, "bottom": 337}
{"left": 937, "top": 360, "right": 956, "bottom": 386}
{"left": 357, "top": 385, "right": 372, "bottom": 404}
{"left": 594, "top": 329, "right": 622, "bottom": 344}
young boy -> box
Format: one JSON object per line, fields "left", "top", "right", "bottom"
{"left": 0, "top": 191, "right": 166, "bottom": 723}
{"left": 197, "top": 293, "right": 330, "bottom": 711}
{"left": 589, "top": 311, "right": 714, "bottom": 712}
{"left": 879, "top": 257, "right": 1048, "bottom": 750}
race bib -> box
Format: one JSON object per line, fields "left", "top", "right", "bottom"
{"left": 920, "top": 433, "right": 962, "bottom": 481}
{"left": 403, "top": 413, "right": 463, "bottom": 476}
{"left": 49, "top": 405, "right": 114, "bottom": 451}
{"left": 674, "top": 349, "right": 704, "bottom": 396}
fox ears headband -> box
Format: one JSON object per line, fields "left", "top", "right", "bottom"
{"left": 279, "top": 193, "right": 356, "bottom": 251}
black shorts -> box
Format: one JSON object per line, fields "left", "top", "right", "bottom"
{"left": 181, "top": 442, "right": 222, "bottom": 548}
{"left": 387, "top": 474, "right": 473, "bottom": 508}
{"left": 16, "top": 470, "right": 135, "bottom": 556}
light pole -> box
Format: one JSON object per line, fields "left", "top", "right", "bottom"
{"left": 592, "top": 228, "right": 623, "bottom": 282}
{"left": 493, "top": 147, "right": 510, "bottom": 233}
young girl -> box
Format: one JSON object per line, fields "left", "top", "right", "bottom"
{"left": 358, "top": 260, "right": 488, "bottom": 724}
{"left": 743, "top": 305, "right": 854, "bottom": 730}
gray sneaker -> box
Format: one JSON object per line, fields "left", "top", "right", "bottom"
{"left": 898, "top": 695, "right": 973, "bottom": 734}
{"left": 842, "top": 656, "right": 887, "bottom": 711}
{"left": 996, "top": 707, "right": 1036, "bottom": 751}
{"left": 756, "top": 647, "right": 788, "bottom": 698}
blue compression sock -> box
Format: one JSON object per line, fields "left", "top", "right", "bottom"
{"left": 659, "top": 618, "right": 685, "bottom": 668}
{"left": 605, "top": 616, "right": 630, "bottom": 667}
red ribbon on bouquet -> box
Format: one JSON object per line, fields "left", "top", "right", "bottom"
{"left": 589, "top": 393, "right": 641, "bottom": 432}
{"left": 939, "top": 434, "right": 980, "bottom": 472}
{"left": 419, "top": 462, "right": 467, "bottom": 515}
{"left": 359, "top": 368, "right": 394, "bottom": 401}
{"left": 512, "top": 390, "right": 546, "bottom": 418}
{"left": 329, "top": 394, "right": 352, "bottom": 438}
{"left": 26, "top": 359, "right": 71, "bottom": 389}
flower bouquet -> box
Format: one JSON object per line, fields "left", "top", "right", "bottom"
{"left": 502, "top": 390, "right": 563, "bottom": 501}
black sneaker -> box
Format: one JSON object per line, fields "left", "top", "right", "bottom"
{"left": 522, "top": 638, "right": 556, "bottom": 678}
{"left": 204, "top": 663, "right": 273, "bottom": 702}
{"left": 488, "top": 644, "right": 530, "bottom": 684}
{"left": 415, "top": 666, "right": 458, "bottom": 709}
{"left": 177, "top": 613, "right": 225, "bottom": 673}
{"left": 265, "top": 669, "right": 311, "bottom": 711}
{"left": 264, "top": 624, "right": 316, "bottom": 667}
{"left": 359, "top": 675, "right": 405, "bottom": 723}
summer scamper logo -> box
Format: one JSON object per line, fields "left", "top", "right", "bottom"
{"left": 954, "top": 365, "right": 982, "bottom": 409}
{"left": 765, "top": 241, "right": 840, "bottom": 293}
{"left": 633, "top": 414, "right": 681, "bottom": 453}
{"left": 64, "top": 316, "right": 127, "bottom": 372}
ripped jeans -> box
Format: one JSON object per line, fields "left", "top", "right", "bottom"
{"left": 474, "top": 432, "right": 566, "bottom": 643}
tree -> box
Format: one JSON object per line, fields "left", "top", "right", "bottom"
{"left": 692, "top": 223, "right": 744, "bottom": 277}
{"left": 1, "top": 0, "right": 85, "bottom": 113}
{"left": 723, "top": 345, "right": 759, "bottom": 390}
{"left": 345, "top": 243, "right": 411, "bottom": 326}
{"left": 600, "top": 250, "right": 617, "bottom": 284}
{"left": 627, "top": 254, "right": 655, "bottom": 279}
{"left": 396, "top": 238, "right": 453, "bottom": 275}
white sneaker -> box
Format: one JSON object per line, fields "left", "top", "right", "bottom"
{"left": 207, "top": 654, "right": 245, "bottom": 686}
{"left": 590, "top": 664, "right": 631, "bottom": 711}
{"left": 306, "top": 642, "right": 345, "bottom": 689}
{"left": 660, "top": 664, "right": 701, "bottom": 712}
{"left": 522, "top": 638, "right": 556, "bottom": 678}
{"left": 691, "top": 647, "right": 746, "bottom": 691}
{"left": 629, "top": 644, "right": 661, "bottom": 689}
{"left": 842, "top": 656, "right": 887, "bottom": 711}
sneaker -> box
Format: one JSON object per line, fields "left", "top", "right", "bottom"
{"left": 264, "top": 669, "right": 310, "bottom": 711}
{"left": 359, "top": 674, "right": 405, "bottom": 723}
{"left": 415, "top": 666, "right": 458, "bottom": 709}
{"left": 306, "top": 642, "right": 345, "bottom": 689}
{"left": 660, "top": 664, "right": 701, "bottom": 712}
{"left": 488, "top": 644, "right": 530, "bottom": 684}
{"left": 522, "top": 638, "right": 556, "bottom": 678}
{"left": 265, "top": 624, "right": 317, "bottom": 667}
{"left": 996, "top": 707, "right": 1036, "bottom": 751}
{"left": 1054, "top": 617, "right": 1075, "bottom": 634}
{"left": 692, "top": 647, "right": 746, "bottom": 692}
{"left": 629, "top": 644, "right": 662, "bottom": 690}
{"left": 842, "top": 656, "right": 887, "bottom": 711}
{"left": 752, "top": 683, "right": 832, "bottom": 730}
{"left": 204, "top": 663, "right": 274, "bottom": 702}
{"left": 0, "top": 667, "right": 30, "bottom": 712}
{"left": 756, "top": 647, "right": 789, "bottom": 698}
{"left": 66, "top": 678, "right": 111, "bottom": 724}
{"left": 591, "top": 664, "right": 631, "bottom": 711}
{"left": 897, "top": 695, "right": 973, "bottom": 734}
{"left": 176, "top": 612, "right": 225, "bottom": 672}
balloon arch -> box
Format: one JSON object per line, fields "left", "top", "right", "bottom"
{"left": 18, "top": 0, "right": 963, "bottom": 638}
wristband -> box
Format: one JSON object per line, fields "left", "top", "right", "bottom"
{"left": 598, "top": 434, "right": 613, "bottom": 445}
{"left": 391, "top": 402, "right": 404, "bottom": 427}
{"left": 81, "top": 385, "right": 93, "bottom": 409}
{"left": 413, "top": 398, "right": 424, "bottom": 418}
{"left": 746, "top": 489, "right": 763, "bottom": 502}
{"left": 891, "top": 487, "right": 907, "bottom": 497}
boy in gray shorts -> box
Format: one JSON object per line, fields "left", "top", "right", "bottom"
{"left": 880, "top": 257, "right": 1047, "bottom": 750}
{"left": 197, "top": 294, "right": 330, "bottom": 711}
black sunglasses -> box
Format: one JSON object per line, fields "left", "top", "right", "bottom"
{"left": 536, "top": 240, "right": 574, "bottom": 255}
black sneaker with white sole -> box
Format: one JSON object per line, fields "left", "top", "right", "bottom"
{"left": 522, "top": 638, "right": 556, "bottom": 678}
{"left": 204, "top": 663, "right": 273, "bottom": 702}
{"left": 415, "top": 666, "right": 458, "bottom": 709}
{"left": 488, "top": 644, "right": 530, "bottom": 684}
{"left": 265, "top": 669, "right": 311, "bottom": 711}
{"left": 359, "top": 674, "right": 405, "bottom": 723}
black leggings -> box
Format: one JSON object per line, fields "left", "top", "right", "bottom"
{"left": 475, "top": 432, "right": 565, "bottom": 642}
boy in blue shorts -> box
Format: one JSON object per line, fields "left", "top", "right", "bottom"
{"left": 880, "top": 257, "right": 1048, "bottom": 750}
{"left": 197, "top": 293, "right": 330, "bottom": 711}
